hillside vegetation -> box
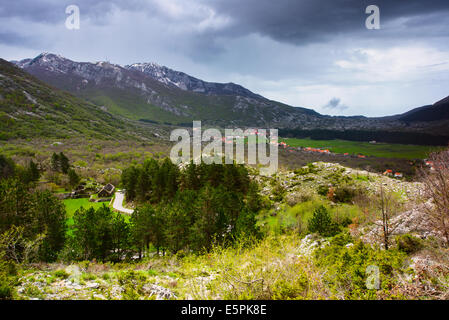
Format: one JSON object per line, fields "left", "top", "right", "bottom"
{"left": 0, "top": 59, "right": 158, "bottom": 141}
{"left": 1, "top": 148, "right": 449, "bottom": 300}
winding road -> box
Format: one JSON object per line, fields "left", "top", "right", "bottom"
{"left": 112, "top": 190, "right": 134, "bottom": 215}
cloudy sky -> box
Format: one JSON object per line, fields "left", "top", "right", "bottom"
{"left": 1, "top": 0, "right": 449, "bottom": 116}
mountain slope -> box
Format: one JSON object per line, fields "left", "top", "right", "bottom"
{"left": 397, "top": 96, "right": 449, "bottom": 122}
{"left": 12, "top": 53, "right": 337, "bottom": 128}
{"left": 0, "top": 58, "right": 154, "bottom": 141}
{"left": 10, "top": 53, "right": 449, "bottom": 145}
{"left": 125, "top": 62, "right": 264, "bottom": 99}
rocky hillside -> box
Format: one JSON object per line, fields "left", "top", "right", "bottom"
{"left": 12, "top": 54, "right": 449, "bottom": 143}
{"left": 125, "top": 62, "right": 263, "bottom": 99}
{"left": 0, "top": 59, "right": 159, "bottom": 141}
{"left": 13, "top": 53, "right": 321, "bottom": 128}
{"left": 12, "top": 162, "right": 449, "bottom": 300}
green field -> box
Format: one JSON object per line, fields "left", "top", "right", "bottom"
{"left": 280, "top": 138, "right": 440, "bottom": 159}
{"left": 63, "top": 198, "right": 130, "bottom": 232}
{"left": 63, "top": 198, "right": 106, "bottom": 231}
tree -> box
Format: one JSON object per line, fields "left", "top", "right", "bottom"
{"left": 0, "top": 179, "right": 34, "bottom": 237}
{"left": 33, "top": 191, "right": 67, "bottom": 262}
{"left": 68, "top": 168, "right": 80, "bottom": 189}
{"left": 50, "top": 152, "right": 70, "bottom": 174}
{"left": 246, "top": 182, "right": 262, "bottom": 213}
{"left": 234, "top": 207, "right": 260, "bottom": 239}
{"left": 27, "top": 160, "right": 40, "bottom": 183}
{"left": 71, "top": 205, "right": 131, "bottom": 261}
{"left": 182, "top": 161, "right": 200, "bottom": 190}
{"left": 371, "top": 184, "right": 402, "bottom": 250}
{"left": 59, "top": 152, "right": 70, "bottom": 174}
{"left": 121, "top": 166, "right": 139, "bottom": 201}
{"left": 308, "top": 205, "right": 338, "bottom": 237}
{"left": 0, "top": 155, "right": 16, "bottom": 181}
{"left": 111, "top": 213, "right": 130, "bottom": 261}
{"left": 164, "top": 203, "right": 192, "bottom": 253}
{"left": 51, "top": 152, "right": 60, "bottom": 172}
{"left": 0, "top": 178, "right": 66, "bottom": 262}
{"left": 420, "top": 148, "right": 449, "bottom": 246}
{"left": 130, "top": 205, "right": 161, "bottom": 257}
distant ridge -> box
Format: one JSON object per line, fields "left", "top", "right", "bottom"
{"left": 9, "top": 53, "right": 449, "bottom": 145}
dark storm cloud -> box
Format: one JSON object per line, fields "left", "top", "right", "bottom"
{"left": 2, "top": 0, "right": 449, "bottom": 49}
{"left": 0, "top": 31, "right": 39, "bottom": 47}
{"left": 0, "top": 0, "right": 146, "bottom": 24}
{"left": 205, "top": 0, "right": 449, "bottom": 44}
{"left": 1, "top": 0, "right": 449, "bottom": 117}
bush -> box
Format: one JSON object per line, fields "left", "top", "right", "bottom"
{"left": 0, "top": 276, "right": 13, "bottom": 300}
{"left": 315, "top": 233, "right": 407, "bottom": 299}
{"left": 395, "top": 234, "right": 423, "bottom": 254}
{"left": 52, "top": 269, "right": 69, "bottom": 279}
{"left": 272, "top": 273, "right": 309, "bottom": 300}
{"left": 271, "top": 181, "right": 286, "bottom": 202}
{"left": 285, "top": 188, "right": 315, "bottom": 206}
{"left": 332, "top": 185, "right": 357, "bottom": 203}
{"left": 308, "top": 206, "right": 339, "bottom": 237}
{"left": 317, "top": 185, "right": 329, "bottom": 196}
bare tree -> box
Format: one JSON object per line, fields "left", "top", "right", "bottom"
{"left": 420, "top": 148, "right": 449, "bottom": 246}
{"left": 372, "top": 184, "right": 403, "bottom": 250}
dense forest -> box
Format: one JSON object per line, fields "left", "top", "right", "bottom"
{"left": 0, "top": 156, "right": 262, "bottom": 265}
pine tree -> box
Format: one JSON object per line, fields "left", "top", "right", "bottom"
{"left": 0, "top": 155, "right": 16, "bottom": 181}
{"left": 68, "top": 169, "right": 80, "bottom": 188}
{"left": 33, "top": 191, "right": 67, "bottom": 262}
{"left": 50, "top": 152, "right": 60, "bottom": 172}
{"left": 308, "top": 205, "right": 338, "bottom": 237}
{"left": 59, "top": 152, "right": 70, "bottom": 174}
{"left": 28, "top": 160, "right": 40, "bottom": 183}
{"left": 121, "top": 166, "right": 139, "bottom": 201}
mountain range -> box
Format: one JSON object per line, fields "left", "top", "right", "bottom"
{"left": 5, "top": 53, "right": 449, "bottom": 145}
{"left": 0, "top": 58, "right": 160, "bottom": 141}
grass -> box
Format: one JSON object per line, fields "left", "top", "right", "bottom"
{"left": 63, "top": 198, "right": 106, "bottom": 218}
{"left": 63, "top": 198, "right": 107, "bottom": 232}
{"left": 280, "top": 138, "right": 440, "bottom": 159}
{"left": 259, "top": 199, "right": 364, "bottom": 235}
{"left": 63, "top": 197, "right": 130, "bottom": 233}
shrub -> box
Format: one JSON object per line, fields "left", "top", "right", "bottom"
{"left": 52, "top": 269, "right": 69, "bottom": 279}
{"left": 0, "top": 276, "right": 13, "bottom": 300}
{"left": 285, "top": 188, "right": 315, "bottom": 206}
{"left": 317, "top": 185, "right": 329, "bottom": 196}
{"left": 271, "top": 181, "right": 286, "bottom": 202}
{"left": 271, "top": 273, "right": 309, "bottom": 300}
{"left": 315, "top": 234, "right": 407, "bottom": 299}
{"left": 308, "top": 206, "right": 338, "bottom": 237}
{"left": 395, "top": 234, "right": 423, "bottom": 254}
{"left": 80, "top": 273, "right": 97, "bottom": 281}
{"left": 332, "top": 185, "right": 357, "bottom": 203}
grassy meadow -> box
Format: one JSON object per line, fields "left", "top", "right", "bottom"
{"left": 280, "top": 138, "right": 440, "bottom": 159}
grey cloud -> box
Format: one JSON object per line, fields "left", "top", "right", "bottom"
{"left": 0, "top": 31, "right": 39, "bottom": 47}
{"left": 205, "top": 0, "right": 449, "bottom": 44}
{"left": 0, "top": 0, "right": 147, "bottom": 24}
{"left": 0, "top": 0, "right": 448, "bottom": 117}
{"left": 323, "top": 98, "right": 348, "bottom": 111}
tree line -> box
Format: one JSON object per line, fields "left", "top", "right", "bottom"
{"left": 62, "top": 160, "right": 263, "bottom": 261}
{"left": 0, "top": 155, "right": 66, "bottom": 263}
{"left": 1, "top": 155, "right": 263, "bottom": 265}
{"left": 278, "top": 128, "right": 449, "bottom": 146}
